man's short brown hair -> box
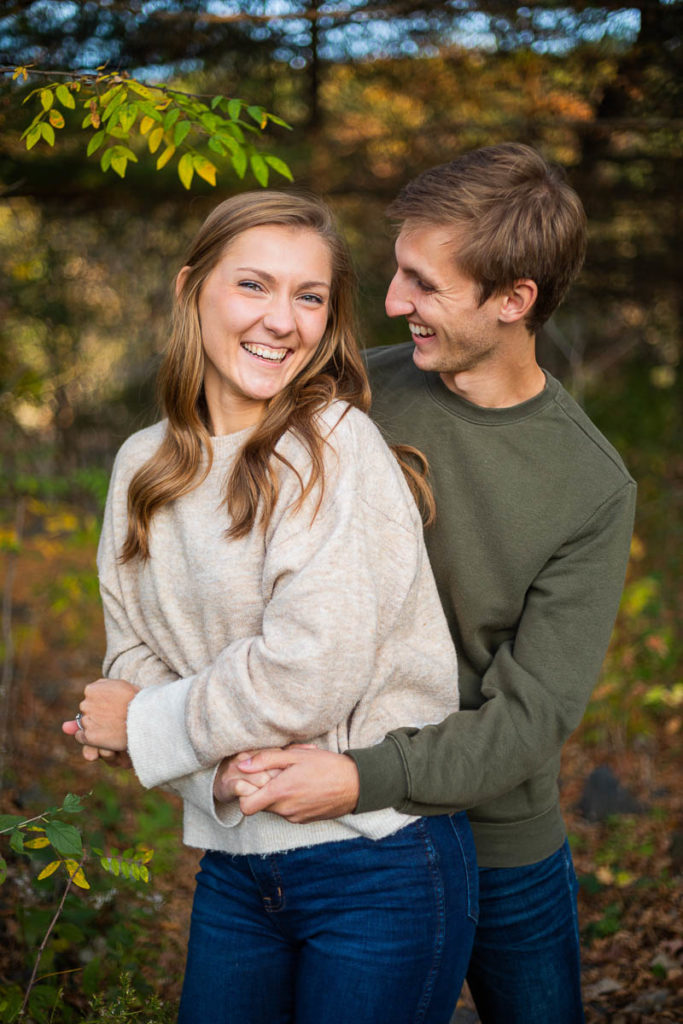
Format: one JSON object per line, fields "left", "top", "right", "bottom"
{"left": 388, "top": 143, "right": 587, "bottom": 334}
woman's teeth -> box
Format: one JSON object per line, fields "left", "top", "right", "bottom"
{"left": 242, "top": 342, "right": 288, "bottom": 362}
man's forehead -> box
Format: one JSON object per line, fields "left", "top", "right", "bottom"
{"left": 394, "top": 221, "right": 460, "bottom": 263}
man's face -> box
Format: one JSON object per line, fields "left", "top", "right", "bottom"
{"left": 385, "top": 221, "right": 503, "bottom": 378}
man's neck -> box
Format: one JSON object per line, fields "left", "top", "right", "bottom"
{"left": 439, "top": 332, "right": 546, "bottom": 409}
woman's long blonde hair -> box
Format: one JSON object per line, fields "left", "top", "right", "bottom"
{"left": 121, "top": 191, "right": 433, "bottom": 561}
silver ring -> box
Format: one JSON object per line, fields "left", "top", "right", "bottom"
{"left": 75, "top": 711, "right": 84, "bottom": 731}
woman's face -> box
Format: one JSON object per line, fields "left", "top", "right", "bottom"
{"left": 191, "top": 224, "right": 333, "bottom": 435}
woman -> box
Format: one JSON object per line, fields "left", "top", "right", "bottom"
{"left": 63, "top": 192, "right": 478, "bottom": 1024}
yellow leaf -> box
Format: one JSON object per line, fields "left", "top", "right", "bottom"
{"left": 177, "top": 152, "right": 194, "bottom": 189}
{"left": 156, "top": 144, "right": 176, "bottom": 170}
{"left": 48, "top": 109, "right": 65, "bottom": 129}
{"left": 27, "top": 826, "right": 46, "bottom": 832}
{"left": 37, "top": 861, "right": 61, "bottom": 880}
{"left": 194, "top": 156, "right": 217, "bottom": 186}
{"left": 139, "top": 115, "right": 155, "bottom": 135}
{"left": 148, "top": 125, "right": 164, "bottom": 153}
{"left": 64, "top": 860, "right": 90, "bottom": 889}
{"left": 25, "top": 837, "right": 50, "bottom": 849}
{"left": 40, "top": 89, "right": 53, "bottom": 111}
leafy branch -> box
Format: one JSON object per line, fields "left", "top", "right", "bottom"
{"left": 0, "top": 793, "right": 155, "bottom": 1021}
{"left": 3, "top": 65, "right": 293, "bottom": 190}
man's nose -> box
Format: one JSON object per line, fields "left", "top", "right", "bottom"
{"left": 385, "top": 273, "right": 414, "bottom": 318}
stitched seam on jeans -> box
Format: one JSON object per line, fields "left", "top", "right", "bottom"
{"left": 449, "top": 815, "right": 479, "bottom": 925}
{"left": 413, "top": 819, "right": 447, "bottom": 1023}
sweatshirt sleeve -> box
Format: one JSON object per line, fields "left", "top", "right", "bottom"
{"left": 126, "top": 445, "right": 425, "bottom": 790}
{"left": 349, "top": 479, "right": 636, "bottom": 815}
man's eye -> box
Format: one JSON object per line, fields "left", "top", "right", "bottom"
{"left": 416, "top": 279, "right": 435, "bottom": 294}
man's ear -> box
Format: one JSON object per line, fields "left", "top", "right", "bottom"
{"left": 175, "top": 265, "right": 191, "bottom": 298}
{"left": 498, "top": 279, "right": 538, "bottom": 324}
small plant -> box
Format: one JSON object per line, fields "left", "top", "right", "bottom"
{"left": 0, "top": 794, "right": 154, "bottom": 1023}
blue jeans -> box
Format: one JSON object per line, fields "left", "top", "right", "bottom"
{"left": 178, "top": 814, "right": 478, "bottom": 1024}
{"left": 466, "top": 839, "right": 585, "bottom": 1024}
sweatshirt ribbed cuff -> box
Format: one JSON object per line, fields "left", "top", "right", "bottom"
{"left": 346, "top": 737, "right": 408, "bottom": 815}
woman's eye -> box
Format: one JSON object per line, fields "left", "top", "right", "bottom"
{"left": 238, "top": 280, "right": 263, "bottom": 292}
{"left": 300, "top": 293, "right": 325, "bottom": 305}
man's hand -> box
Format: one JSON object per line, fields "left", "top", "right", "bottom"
{"left": 213, "top": 751, "right": 282, "bottom": 802}
{"left": 236, "top": 747, "right": 360, "bottom": 823}
{"left": 62, "top": 678, "right": 138, "bottom": 752}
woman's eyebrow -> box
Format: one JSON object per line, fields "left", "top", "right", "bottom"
{"left": 235, "top": 267, "right": 330, "bottom": 290}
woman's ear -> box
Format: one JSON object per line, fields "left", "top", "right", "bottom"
{"left": 498, "top": 279, "right": 538, "bottom": 324}
{"left": 175, "top": 265, "right": 191, "bottom": 298}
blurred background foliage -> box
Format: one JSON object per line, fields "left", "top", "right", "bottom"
{"left": 0, "top": 0, "right": 681, "bottom": 720}
{"left": 0, "top": 4, "right": 681, "bottom": 1019}
{"left": 0, "top": 0, "right": 680, "bottom": 723}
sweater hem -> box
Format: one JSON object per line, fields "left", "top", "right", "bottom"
{"left": 469, "top": 802, "right": 566, "bottom": 868}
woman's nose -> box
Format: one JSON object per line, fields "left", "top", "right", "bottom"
{"left": 263, "top": 295, "right": 296, "bottom": 336}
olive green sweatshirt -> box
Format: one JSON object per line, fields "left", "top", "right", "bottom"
{"left": 348, "top": 344, "right": 636, "bottom": 868}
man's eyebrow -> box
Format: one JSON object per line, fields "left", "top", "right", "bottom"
{"left": 235, "top": 267, "right": 330, "bottom": 290}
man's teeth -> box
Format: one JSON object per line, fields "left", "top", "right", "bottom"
{"left": 410, "top": 324, "right": 434, "bottom": 338}
{"left": 242, "top": 342, "right": 287, "bottom": 362}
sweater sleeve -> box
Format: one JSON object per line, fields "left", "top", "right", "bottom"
{"left": 98, "top": 454, "right": 240, "bottom": 825}
{"left": 126, "top": 445, "right": 425, "bottom": 790}
{"left": 349, "top": 479, "right": 636, "bottom": 814}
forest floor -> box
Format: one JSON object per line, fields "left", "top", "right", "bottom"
{"left": 1, "top": 500, "right": 681, "bottom": 1023}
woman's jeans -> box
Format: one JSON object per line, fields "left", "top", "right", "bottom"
{"left": 467, "top": 838, "right": 585, "bottom": 1024}
{"left": 178, "top": 813, "right": 478, "bottom": 1024}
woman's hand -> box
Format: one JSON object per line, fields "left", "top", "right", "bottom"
{"left": 62, "top": 678, "right": 139, "bottom": 753}
{"left": 213, "top": 751, "right": 282, "bottom": 802}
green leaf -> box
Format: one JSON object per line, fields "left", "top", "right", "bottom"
{"left": 231, "top": 147, "right": 247, "bottom": 179}
{"left": 139, "top": 864, "right": 150, "bottom": 883}
{"left": 62, "top": 793, "right": 85, "bottom": 814}
{"left": 211, "top": 94, "right": 225, "bottom": 110}
{"left": 40, "top": 89, "right": 54, "bottom": 111}
{"left": 111, "top": 155, "right": 128, "bottom": 178}
{"left": 164, "top": 107, "right": 180, "bottom": 130}
{"left": 178, "top": 152, "right": 194, "bottom": 189}
{"left": 39, "top": 122, "right": 55, "bottom": 146}
{"left": 102, "top": 87, "right": 126, "bottom": 122}
{"left": 56, "top": 84, "right": 76, "bottom": 109}
{"left": 86, "top": 130, "right": 105, "bottom": 156}
{"left": 250, "top": 152, "right": 268, "bottom": 187}
{"left": 0, "top": 814, "right": 25, "bottom": 832}
{"left": 10, "top": 829, "right": 24, "bottom": 854}
{"left": 222, "top": 121, "right": 245, "bottom": 144}
{"left": 45, "top": 820, "right": 82, "bottom": 857}
{"left": 0, "top": 855, "right": 7, "bottom": 884}
{"left": 265, "top": 155, "right": 293, "bottom": 182}
{"left": 208, "top": 136, "right": 226, "bottom": 156}
{"left": 118, "top": 103, "right": 138, "bottom": 133}
{"left": 247, "top": 104, "right": 264, "bottom": 125}
{"left": 100, "top": 145, "right": 113, "bottom": 170}
{"left": 173, "top": 120, "right": 192, "bottom": 147}
{"left": 266, "top": 113, "right": 293, "bottom": 130}
{"left": 227, "top": 97, "right": 242, "bottom": 121}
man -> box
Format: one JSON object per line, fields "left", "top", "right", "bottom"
{"left": 216, "top": 143, "right": 636, "bottom": 1023}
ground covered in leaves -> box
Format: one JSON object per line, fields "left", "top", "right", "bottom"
{"left": 1, "top": 499, "right": 681, "bottom": 1022}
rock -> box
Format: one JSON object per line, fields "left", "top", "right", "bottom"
{"left": 450, "top": 1010, "right": 480, "bottom": 1024}
{"left": 577, "top": 763, "right": 646, "bottom": 822}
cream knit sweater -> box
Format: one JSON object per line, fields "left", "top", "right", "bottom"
{"left": 97, "top": 401, "right": 458, "bottom": 855}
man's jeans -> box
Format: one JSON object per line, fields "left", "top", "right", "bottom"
{"left": 178, "top": 813, "right": 478, "bottom": 1024}
{"left": 466, "top": 838, "right": 585, "bottom": 1024}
